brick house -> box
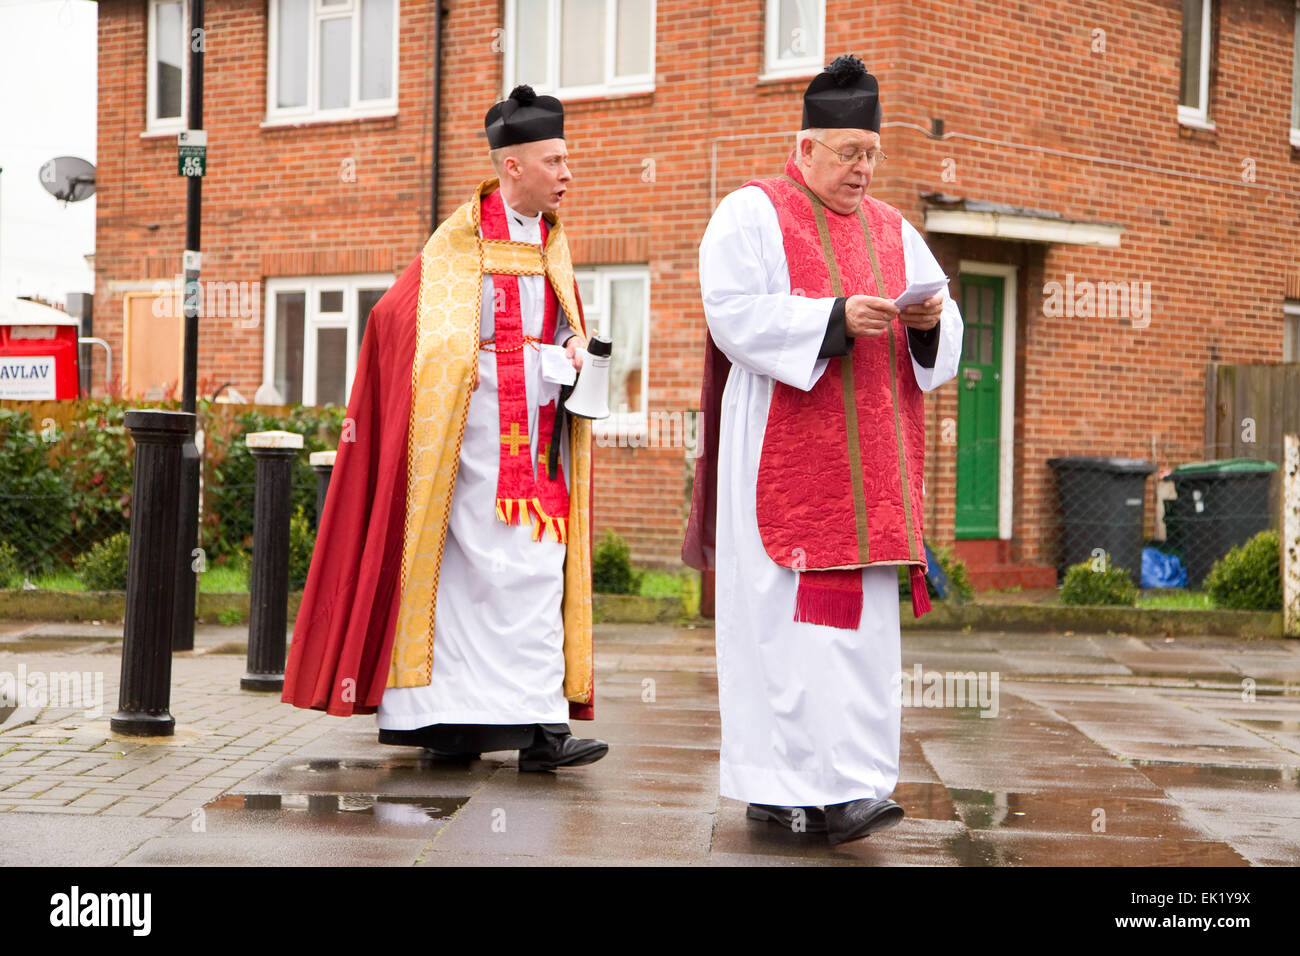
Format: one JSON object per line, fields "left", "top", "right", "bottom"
{"left": 94, "top": 0, "right": 1300, "bottom": 584}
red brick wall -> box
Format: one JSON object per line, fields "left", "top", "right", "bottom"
{"left": 95, "top": 0, "right": 434, "bottom": 398}
{"left": 96, "top": 0, "right": 1300, "bottom": 570}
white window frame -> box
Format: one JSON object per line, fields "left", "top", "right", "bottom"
{"left": 503, "top": 0, "right": 655, "bottom": 100}
{"left": 263, "top": 273, "right": 395, "bottom": 406}
{"left": 265, "top": 0, "right": 400, "bottom": 125}
{"left": 1178, "top": 0, "right": 1214, "bottom": 129}
{"left": 574, "top": 265, "right": 651, "bottom": 438}
{"left": 1285, "top": 300, "right": 1300, "bottom": 362}
{"left": 1291, "top": 2, "right": 1300, "bottom": 147}
{"left": 146, "top": 0, "right": 188, "bottom": 133}
{"left": 761, "top": 0, "right": 825, "bottom": 81}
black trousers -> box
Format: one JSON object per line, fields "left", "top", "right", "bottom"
{"left": 378, "top": 722, "right": 571, "bottom": 753}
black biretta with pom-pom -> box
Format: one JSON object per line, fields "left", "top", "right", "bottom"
{"left": 484, "top": 84, "right": 565, "bottom": 148}
{"left": 801, "top": 54, "right": 881, "bottom": 132}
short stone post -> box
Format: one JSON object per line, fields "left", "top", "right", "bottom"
{"left": 111, "top": 410, "right": 195, "bottom": 736}
{"left": 242, "top": 430, "right": 303, "bottom": 691}
{"left": 309, "top": 450, "right": 336, "bottom": 531}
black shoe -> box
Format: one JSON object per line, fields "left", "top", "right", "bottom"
{"left": 824, "top": 798, "right": 905, "bottom": 844}
{"left": 746, "top": 803, "right": 827, "bottom": 833}
{"left": 517, "top": 726, "right": 609, "bottom": 772}
{"left": 422, "top": 748, "right": 480, "bottom": 763}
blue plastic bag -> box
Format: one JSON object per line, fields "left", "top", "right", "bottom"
{"left": 1141, "top": 547, "right": 1187, "bottom": 589}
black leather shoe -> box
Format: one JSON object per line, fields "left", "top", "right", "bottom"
{"left": 824, "top": 798, "right": 905, "bottom": 844}
{"left": 746, "top": 803, "right": 827, "bottom": 833}
{"left": 517, "top": 726, "right": 608, "bottom": 772}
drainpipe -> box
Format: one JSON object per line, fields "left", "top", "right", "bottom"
{"left": 429, "top": 3, "right": 444, "bottom": 236}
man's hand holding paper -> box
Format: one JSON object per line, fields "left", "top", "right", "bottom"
{"left": 844, "top": 276, "right": 948, "bottom": 337}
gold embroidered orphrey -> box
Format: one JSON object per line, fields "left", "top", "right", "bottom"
{"left": 386, "top": 178, "right": 594, "bottom": 705}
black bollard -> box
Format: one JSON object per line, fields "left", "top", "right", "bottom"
{"left": 111, "top": 409, "right": 195, "bottom": 736}
{"left": 242, "top": 430, "right": 303, "bottom": 691}
{"left": 171, "top": 434, "right": 201, "bottom": 651}
{"left": 309, "top": 450, "right": 336, "bottom": 531}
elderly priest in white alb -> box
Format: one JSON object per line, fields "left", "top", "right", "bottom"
{"left": 684, "top": 55, "right": 963, "bottom": 845}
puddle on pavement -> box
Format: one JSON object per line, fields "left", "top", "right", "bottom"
{"left": 944, "top": 787, "right": 1189, "bottom": 832}
{"left": 892, "top": 781, "right": 961, "bottom": 821}
{"left": 206, "top": 792, "right": 468, "bottom": 823}
{"left": 1132, "top": 763, "right": 1300, "bottom": 787}
{"left": 1232, "top": 719, "right": 1300, "bottom": 733}
{"left": 287, "top": 757, "right": 448, "bottom": 773}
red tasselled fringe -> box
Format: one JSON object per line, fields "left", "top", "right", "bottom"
{"left": 910, "top": 565, "right": 932, "bottom": 618}
{"left": 495, "top": 496, "right": 566, "bottom": 544}
{"left": 793, "top": 580, "right": 864, "bottom": 629}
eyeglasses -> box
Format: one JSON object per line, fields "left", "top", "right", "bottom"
{"left": 810, "top": 138, "right": 887, "bottom": 168}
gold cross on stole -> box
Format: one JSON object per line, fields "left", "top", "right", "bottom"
{"left": 501, "top": 422, "right": 528, "bottom": 456}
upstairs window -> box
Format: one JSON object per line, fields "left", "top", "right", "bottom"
{"left": 1291, "top": 2, "right": 1300, "bottom": 146}
{"left": 147, "top": 0, "right": 187, "bottom": 131}
{"left": 1179, "top": 0, "right": 1213, "bottom": 128}
{"left": 763, "top": 0, "right": 824, "bottom": 80}
{"left": 267, "top": 0, "right": 398, "bottom": 123}
{"left": 504, "top": 0, "right": 655, "bottom": 99}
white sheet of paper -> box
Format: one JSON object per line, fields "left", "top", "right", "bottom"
{"left": 540, "top": 344, "right": 577, "bottom": 386}
{"left": 892, "top": 276, "right": 949, "bottom": 311}
{"left": 537, "top": 343, "right": 577, "bottom": 407}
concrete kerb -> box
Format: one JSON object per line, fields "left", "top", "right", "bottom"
{"left": 901, "top": 600, "right": 1284, "bottom": 639}
{"left": 0, "top": 590, "right": 686, "bottom": 627}
{"left": 0, "top": 591, "right": 1286, "bottom": 637}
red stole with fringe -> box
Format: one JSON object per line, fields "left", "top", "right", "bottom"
{"left": 747, "top": 157, "right": 931, "bottom": 626}
{"left": 480, "top": 188, "right": 570, "bottom": 544}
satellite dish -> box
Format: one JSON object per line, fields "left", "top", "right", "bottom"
{"left": 38, "top": 156, "right": 96, "bottom": 202}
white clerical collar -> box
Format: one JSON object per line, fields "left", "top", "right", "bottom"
{"left": 501, "top": 195, "right": 542, "bottom": 230}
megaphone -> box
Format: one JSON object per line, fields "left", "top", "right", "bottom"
{"left": 564, "top": 334, "right": 612, "bottom": 419}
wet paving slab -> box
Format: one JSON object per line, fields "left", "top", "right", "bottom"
{"left": 5, "top": 624, "right": 1299, "bottom": 865}
{"left": 965, "top": 830, "right": 1250, "bottom": 866}
{"left": 0, "top": 815, "right": 175, "bottom": 866}
{"left": 119, "top": 813, "right": 445, "bottom": 867}
{"left": 1127, "top": 763, "right": 1300, "bottom": 866}
{"left": 418, "top": 799, "right": 717, "bottom": 865}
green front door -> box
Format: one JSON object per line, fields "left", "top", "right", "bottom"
{"left": 955, "top": 273, "right": 1003, "bottom": 538}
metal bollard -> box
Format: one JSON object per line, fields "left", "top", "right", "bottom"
{"left": 111, "top": 410, "right": 195, "bottom": 736}
{"left": 309, "top": 450, "right": 336, "bottom": 532}
{"left": 242, "top": 430, "right": 303, "bottom": 691}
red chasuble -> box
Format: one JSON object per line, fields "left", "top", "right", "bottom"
{"left": 684, "top": 155, "right": 931, "bottom": 625}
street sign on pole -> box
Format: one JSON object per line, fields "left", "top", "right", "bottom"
{"left": 178, "top": 129, "right": 207, "bottom": 177}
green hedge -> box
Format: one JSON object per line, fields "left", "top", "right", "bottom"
{"left": 0, "top": 408, "right": 72, "bottom": 574}
{"left": 1059, "top": 554, "right": 1138, "bottom": 606}
{"left": 0, "top": 540, "right": 21, "bottom": 587}
{"left": 594, "top": 530, "right": 641, "bottom": 594}
{"left": 75, "top": 531, "right": 131, "bottom": 591}
{"left": 1205, "top": 529, "right": 1281, "bottom": 611}
{"left": 203, "top": 404, "right": 344, "bottom": 559}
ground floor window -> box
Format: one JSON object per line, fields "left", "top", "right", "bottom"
{"left": 263, "top": 275, "right": 393, "bottom": 406}
{"left": 1285, "top": 300, "right": 1300, "bottom": 362}
{"left": 573, "top": 265, "right": 650, "bottom": 433}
